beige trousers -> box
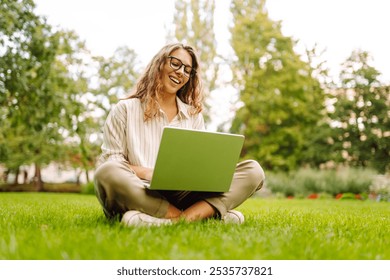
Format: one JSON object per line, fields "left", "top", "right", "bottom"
{"left": 94, "top": 160, "right": 265, "bottom": 219}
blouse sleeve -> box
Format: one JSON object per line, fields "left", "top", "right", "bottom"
{"left": 97, "top": 102, "right": 129, "bottom": 166}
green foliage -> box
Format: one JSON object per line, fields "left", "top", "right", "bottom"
{"left": 0, "top": 1, "right": 101, "bottom": 184}
{"left": 338, "top": 192, "right": 357, "bottom": 200}
{"left": 266, "top": 167, "right": 377, "bottom": 197}
{"left": 81, "top": 181, "right": 95, "bottom": 195}
{"left": 0, "top": 0, "right": 76, "bottom": 168}
{"left": 1, "top": 0, "right": 65, "bottom": 177}
{"left": 328, "top": 51, "right": 390, "bottom": 173}
{"left": 91, "top": 46, "right": 140, "bottom": 114}
{"left": 229, "top": 0, "right": 326, "bottom": 171}
{"left": 370, "top": 175, "right": 390, "bottom": 202}
{"left": 0, "top": 193, "right": 389, "bottom": 260}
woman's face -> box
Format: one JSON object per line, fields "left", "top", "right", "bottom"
{"left": 161, "top": 48, "right": 193, "bottom": 96}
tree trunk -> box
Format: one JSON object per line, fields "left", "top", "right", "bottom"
{"left": 85, "top": 169, "right": 90, "bottom": 183}
{"left": 23, "top": 169, "right": 28, "bottom": 184}
{"left": 32, "top": 163, "right": 44, "bottom": 192}
{"left": 76, "top": 170, "right": 81, "bottom": 185}
{"left": 13, "top": 167, "right": 20, "bottom": 185}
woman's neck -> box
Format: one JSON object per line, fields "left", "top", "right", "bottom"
{"left": 157, "top": 93, "right": 176, "bottom": 106}
{"left": 157, "top": 94, "right": 178, "bottom": 122}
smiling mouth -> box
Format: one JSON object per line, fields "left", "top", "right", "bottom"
{"left": 169, "top": 76, "right": 181, "bottom": 85}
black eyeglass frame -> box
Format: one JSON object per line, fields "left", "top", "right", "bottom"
{"left": 167, "top": 56, "right": 196, "bottom": 77}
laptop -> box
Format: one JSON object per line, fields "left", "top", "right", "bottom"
{"left": 144, "top": 127, "right": 244, "bottom": 192}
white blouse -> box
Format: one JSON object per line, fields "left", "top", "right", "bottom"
{"left": 97, "top": 97, "right": 205, "bottom": 168}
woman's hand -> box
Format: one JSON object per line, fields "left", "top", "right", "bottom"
{"left": 129, "top": 165, "right": 154, "bottom": 181}
{"left": 142, "top": 168, "right": 154, "bottom": 181}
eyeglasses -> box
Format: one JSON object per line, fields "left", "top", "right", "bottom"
{"left": 167, "top": 56, "right": 196, "bottom": 78}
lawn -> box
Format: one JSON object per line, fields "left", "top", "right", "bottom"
{"left": 0, "top": 192, "right": 389, "bottom": 260}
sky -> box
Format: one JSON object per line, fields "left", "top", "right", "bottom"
{"left": 33, "top": 0, "right": 390, "bottom": 129}
{"left": 33, "top": 0, "right": 390, "bottom": 83}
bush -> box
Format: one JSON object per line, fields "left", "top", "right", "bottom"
{"left": 370, "top": 175, "right": 390, "bottom": 201}
{"left": 264, "top": 172, "right": 296, "bottom": 197}
{"left": 80, "top": 181, "right": 95, "bottom": 195}
{"left": 337, "top": 192, "right": 358, "bottom": 200}
{"left": 265, "top": 167, "right": 377, "bottom": 197}
{"left": 318, "top": 192, "right": 333, "bottom": 200}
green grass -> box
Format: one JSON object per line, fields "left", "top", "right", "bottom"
{"left": 0, "top": 192, "right": 389, "bottom": 260}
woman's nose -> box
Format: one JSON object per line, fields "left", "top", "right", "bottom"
{"left": 175, "top": 65, "right": 185, "bottom": 76}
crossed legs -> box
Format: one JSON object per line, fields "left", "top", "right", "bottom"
{"left": 94, "top": 160, "right": 265, "bottom": 222}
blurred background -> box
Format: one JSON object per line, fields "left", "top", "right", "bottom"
{"left": 0, "top": 0, "right": 389, "bottom": 200}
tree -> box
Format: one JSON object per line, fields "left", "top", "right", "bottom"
{"left": 297, "top": 46, "right": 336, "bottom": 168}
{"left": 0, "top": 0, "right": 92, "bottom": 188}
{"left": 171, "top": 0, "right": 219, "bottom": 122}
{"left": 329, "top": 50, "right": 390, "bottom": 173}
{"left": 229, "top": 0, "right": 326, "bottom": 171}
{"left": 1, "top": 0, "right": 62, "bottom": 189}
{"left": 92, "top": 46, "right": 140, "bottom": 114}
{"left": 53, "top": 30, "right": 99, "bottom": 184}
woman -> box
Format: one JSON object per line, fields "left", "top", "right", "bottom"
{"left": 94, "top": 43, "right": 265, "bottom": 226}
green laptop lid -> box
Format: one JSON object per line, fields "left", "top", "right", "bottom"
{"left": 149, "top": 127, "right": 244, "bottom": 192}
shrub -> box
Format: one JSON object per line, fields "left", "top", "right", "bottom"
{"left": 318, "top": 192, "right": 333, "bottom": 200}
{"left": 337, "top": 192, "right": 357, "bottom": 200}
{"left": 264, "top": 173, "right": 296, "bottom": 197}
{"left": 81, "top": 181, "right": 95, "bottom": 195}
{"left": 265, "top": 167, "right": 377, "bottom": 197}
{"left": 370, "top": 175, "right": 390, "bottom": 201}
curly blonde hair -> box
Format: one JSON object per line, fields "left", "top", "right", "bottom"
{"left": 125, "top": 43, "right": 203, "bottom": 121}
